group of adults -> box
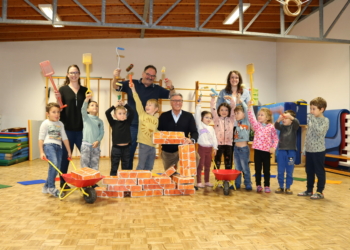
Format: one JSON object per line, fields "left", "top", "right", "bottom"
{"left": 55, "top": 64, "right": 251, "bottom": 187}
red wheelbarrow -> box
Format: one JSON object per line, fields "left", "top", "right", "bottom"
{"left": 44, "top": 157, "right": 103, "bottom": 203}
{"left": 212, "top": 162, "right": 241, "bottom": 195}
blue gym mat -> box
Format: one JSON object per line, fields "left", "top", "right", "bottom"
{"left": 17, "top": 180, "right": 46, "bottom": 185}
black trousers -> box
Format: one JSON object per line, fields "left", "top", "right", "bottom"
{"left": 305, "top": 151, "right": 326, "bottom": 193}
{"left": 215, "top": 145, "right": 233, "bottom": 169}
{"left": 254, "top": 149, "right": 271, "bottom": 187}
{"left": 110, "top": 145, "right": 131, "bottom": 176}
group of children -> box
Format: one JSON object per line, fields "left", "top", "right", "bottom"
{"left": 195, "top": 95, "right": 329, "bottom": 199}
{"left": 39, "top": 79, "right": 329, "bottom": 200}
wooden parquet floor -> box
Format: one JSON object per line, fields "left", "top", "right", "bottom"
{"left": 1, "top": 158, "right": 350, "bottom": 250}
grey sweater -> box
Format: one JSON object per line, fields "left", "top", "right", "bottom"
{"left": 304, "top": 114, "right": 329, "bottom": 153}
{"left": 275, "top": 118, "right": 300, "bottom": 150}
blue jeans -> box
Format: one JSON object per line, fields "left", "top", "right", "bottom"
{"left": 277, "top": 150, "right": 296, "bottom": 189}
{"left": 44, "top": 143, "right": 62, "bottom": 189}
{"left": 60, "top": 130, "right": 82, "bottom": 187}
{"left": 128, "top": 124, "right": 138, "bottom": 170}
{"left": 234, "top": 145, "right": 251, "bottom": 187}
{"left": 136, "top": 143, "right": 156, "bottom": 171}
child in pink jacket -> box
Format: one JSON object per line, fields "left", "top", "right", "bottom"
{"left": 248, "top": 103, "right": 279, "bottom": 193}
{"left": 211, "top": 95, "right": 236, "bottom": 169}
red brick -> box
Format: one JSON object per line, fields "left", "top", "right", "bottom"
{"left": 153, "top": 176, "right": 172, "bottom": 184}
{"left": 159, "top": 183, "right": 176, "bottom": 189}
{"left": 177, "top": 184, "right": 195, "bottom": 189}
{"left": 142, "top": 184, "right": 163, "bottom": 190}
{"left": 172, "top": 175, "right": 195, "bottom": 184}
{"left": 162, "top": 166, "right": 176, "bottom": 177}
{"left": 152, "top": 190, "right": 163, "bottom": 196}
{"left": 138, "top": 178, "right": 158, "bottom": 185}
{"left": 102, "top": 176, "right": 118, "bottom": 185}
{"left": 105, "top": 191, "right": 124, "bottom": 198}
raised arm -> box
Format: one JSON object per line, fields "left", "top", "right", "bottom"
{"left": 248, "top": 103, "right": 259, "bottom": 131}
{"left": 194, "top": 104, "right": 202, "bottom": 128}
{"left": 210, "top": 96, "right": 219, "bottom": 121}
{"left": 228, "top": 96, "right": 236, "bottom": 124}
{"left": 131, "top": 86, "right": 145, "bottom": 116}
{"left": 105, "top": 106, "right": 115, "bottom": 127}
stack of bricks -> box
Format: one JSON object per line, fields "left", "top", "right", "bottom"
{"left": 71, "top": 167, "right": 101, "bottom": 180}
{"left": 177, "top": 144, "right": 196, "bottom": 177}
{"left": 95, "top": 167, "right": 195, "bottom": 198}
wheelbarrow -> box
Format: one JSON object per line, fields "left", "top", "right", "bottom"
{"left": 44, "top": 157, "right": 103, "bottom": 203}
{"left": 212, "top": 161, "right": 241, "bottom": 196}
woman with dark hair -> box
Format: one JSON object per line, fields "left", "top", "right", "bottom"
{"left": 216, "top": 70, "right": 251, "bottom": 170}
{"left": 216, "top": 70, "right": 251, "bottom": 108}
{"left": 55, "top": 64, "right": 87, "bottom": 188}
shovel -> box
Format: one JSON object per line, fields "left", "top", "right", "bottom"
{"left": 39, "top": 60, "right": 67, "bottom": 109}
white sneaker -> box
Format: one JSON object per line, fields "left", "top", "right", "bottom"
{"left": 47, "top": 187, "right": 59, "bottom": 197}
{"left": 42, "top": 185, "right": 49, "bottom": 194}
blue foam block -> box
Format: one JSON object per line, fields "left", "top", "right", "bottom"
{"left": 18, "top": 180, "right": 46, "bottom": 185}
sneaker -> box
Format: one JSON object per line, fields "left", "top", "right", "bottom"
{"left": 310, "top": 192, "right": 324, "bottom": 199}
{"left": 275, "top": 187, "right": 284, "bottom": 194}
{"left": 285, "top": 188, "right": 293, "bottom": 195}
{"left": 197, "top": 183, "right": 205, "bottom": 188}
{"left": 257, "top": 185, "right": 263, "bottom": 192}
{"left": 47, "top": 187, "right": 59, "bottom": 197}
{"left": 205, "top": 182, "right": 213, "bottom": 187}
{"left": 264, "top": 186, "right": 271, "bottom": 193}
{"left": 297, "top": 190, "right": 313, "bottom": 196}
{"left": 245, "top": 185, "right": 252, "bottom": 191}
{"left": 42, "top": 185, "right": 49, "bottom": 194}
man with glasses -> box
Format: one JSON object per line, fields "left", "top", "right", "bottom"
{"left": 158, "top": 93, "right": 199, "bottom": 170}
{"left": 111, "top": 65, "right": 175, "bottom": 170}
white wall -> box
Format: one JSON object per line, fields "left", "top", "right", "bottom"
{"left": 276, "top": 0, "right": 350, "bottom": 110}
{"left": 0, "top": 37, "right": 277, "bottom": 156}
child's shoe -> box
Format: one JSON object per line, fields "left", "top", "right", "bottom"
{"left": 275, "top": 187, "right": 284, "bottom": 194}
{"left": 256, "top": 185, "right": 263, "bottom": 192}
{"left": 310, "top": 192, "right": 324, "bottom": 199}
{"left": 285, "top": 188, "right": 293, "bottom": 195}
{"left": 205, "top": 182, "right": 213, "bottom": 187}
{"left": 245, "top": 185, "right": 252, "bottom": 191}
{"left": 197, "top": 183, "right": 205, "bottom": 188}
{"left": 42, "top": 185, "right": 49, "bottom": 194}
{"left": 297, "top": 190, "right": 313, "bottom": 196}
{"left": 264, "top": 186, "right": 271, "bottom": 193}
{"left": 47, "top": 187, "right": 59, "bottom": 197}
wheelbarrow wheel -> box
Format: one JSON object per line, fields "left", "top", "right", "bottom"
{"left": 83, "top": 187, "right": 97, "bottom": 204}
{"left": 223, "top": 181, "right": 230, "bottom": 196}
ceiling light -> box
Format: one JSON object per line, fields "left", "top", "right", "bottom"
{"left": 223, "top": 3, "right": 250, "bottom": 25}
{"left": 38, "top": 4, "right": 64, "bottom": 28}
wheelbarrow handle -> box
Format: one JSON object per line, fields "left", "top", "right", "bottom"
{"left": 67, "top": 157, "right": 78, "bottom": 170}
{"left": 43, "top": 156, "right": 63, "bottom": 175}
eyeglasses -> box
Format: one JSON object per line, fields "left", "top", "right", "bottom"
{"left": 69, "top": 72, "right": 80, "bottom": 75}
{"left": 145, "top": 72, "right": 156, "bottom": 78}
{"left": 231, "top": 77, "right": 239, "bottom": 79}
{"left": 170, "top": 100, "right": 183, "bottom": 103}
